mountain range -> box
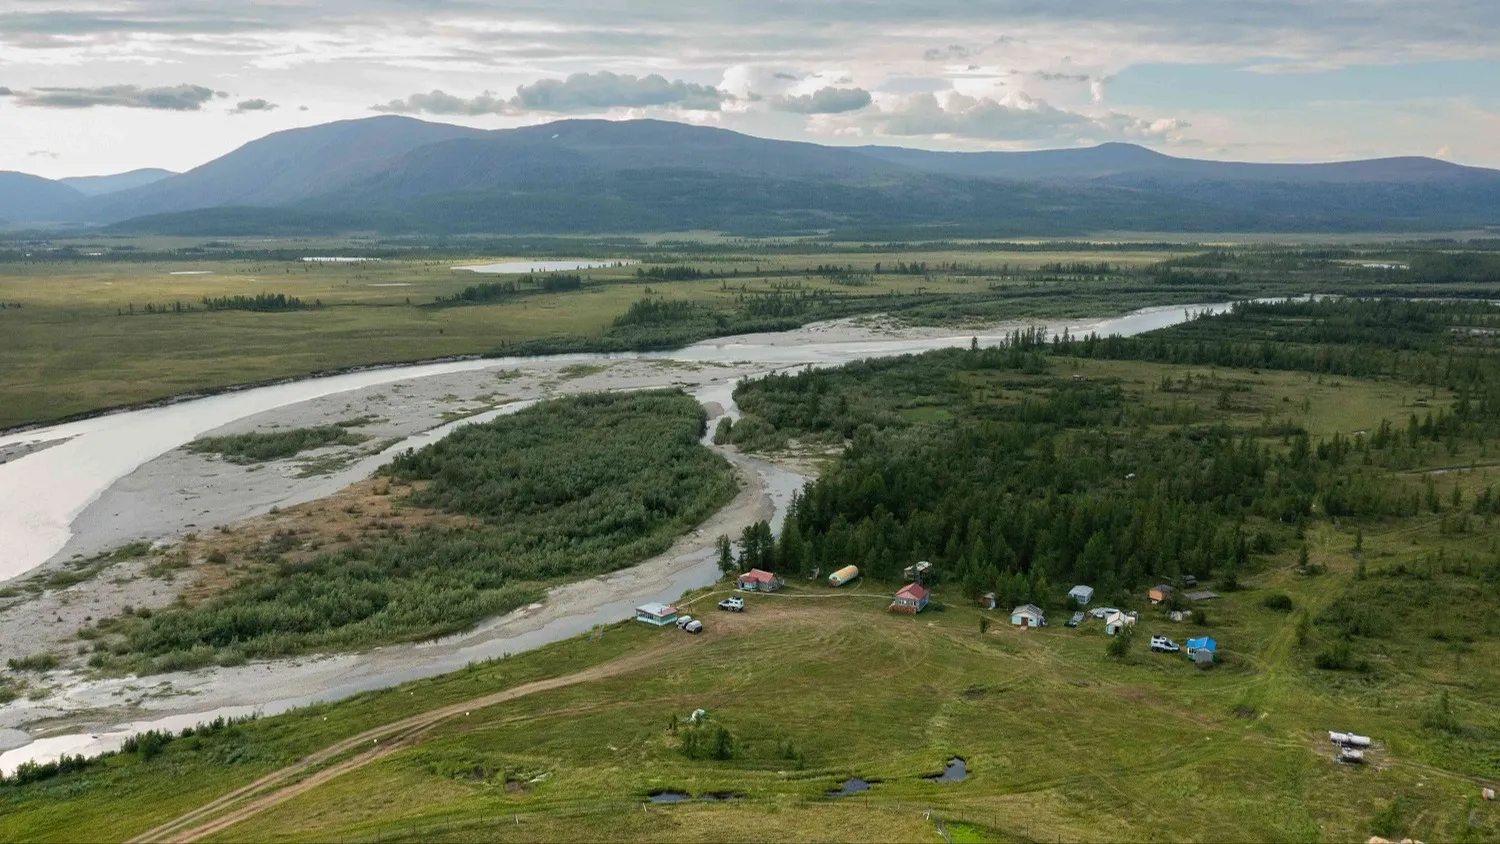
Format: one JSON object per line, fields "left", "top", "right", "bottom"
{"left": 3, "top": 116, "right": 1498, "bottom": 236}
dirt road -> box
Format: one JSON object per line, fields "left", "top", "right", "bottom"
{"left": 127, "top": 643, "right": 686, "bottom": 843}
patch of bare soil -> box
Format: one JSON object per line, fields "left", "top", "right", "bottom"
{"left": 164, "top": 477, "right": 475, "bottom": 607}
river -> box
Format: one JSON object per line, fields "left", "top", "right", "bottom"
{"left": 0, "top": 302, "right": 1230, "bottom": 773}
{"left": 0, "top": 301, "right": 1224, "bottom": 583}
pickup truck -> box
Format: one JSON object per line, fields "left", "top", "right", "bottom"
{"left": 718, "top": 597, "right": 745, "bottom": 612}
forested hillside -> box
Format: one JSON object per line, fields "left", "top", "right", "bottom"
{"left": 725, "top": 300, "right": 1500, "bottom": 612}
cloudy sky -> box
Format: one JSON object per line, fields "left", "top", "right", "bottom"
{"left": 2, "top": 0, "right": 1498, "bottom": 178}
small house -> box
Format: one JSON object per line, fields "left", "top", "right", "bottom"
{"left": 1148, "top": 584, "right": 1174, "bottom": 604}
{"left": 635, "top": 603, "right": 679, "bottom": 626}
{"left": 1185, "top": 636, "right": 1217, "bottom": 663}
{"left": 1089, "top": 606, "right": 1118, "bottom": 619}
{"left": 890, "top": 583, "right": 930, "bottom": 614}
{"left": 1068, "top": 585, "right": 1095, "bottom": 606}
{"left": 1104, "top": 610, "right": 1137, "bottom": 636}
{"left": 737, "top": 568, "right": 784, "bottom": 592}
{"left": 1010, "top": 604, "right": 1046, "bottom": 629}
{"left": 1185, "top": 590, "right": 1220, "bottom": 602}
{"left": 976, "top": 592, "right": 998, "bottom": 610}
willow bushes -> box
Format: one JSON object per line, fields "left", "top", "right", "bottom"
{"left": 106, "top": 390, "right": 736, "bottom": 671}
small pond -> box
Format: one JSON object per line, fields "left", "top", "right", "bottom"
{"left": 925, "top": 757, "right": 968, "bottom": 783}
{"left": 827, "top": 777, "right": 876, "bottom": 797}
{"left": 648, "top": 791, "right": 692, "bottom": 803}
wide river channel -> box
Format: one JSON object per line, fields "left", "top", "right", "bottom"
{"left": 0, "top": 301, "right": 1232, "bottom": 772}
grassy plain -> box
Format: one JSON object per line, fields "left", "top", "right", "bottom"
{"left": 0, "top": 238, "right": 1315, "bottom": 428}
{"left": 3, "top": 353, "right": 1498, "bottom": 842}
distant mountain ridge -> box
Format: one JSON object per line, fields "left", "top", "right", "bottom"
{"left": 0, "top": 172, "right": 84, "bottom": 223}
{"left": 59, "top": 168, "right": 177, "bottom": 197}
{"left": 6, "top": 117, "right": 1499, "bottom": 235}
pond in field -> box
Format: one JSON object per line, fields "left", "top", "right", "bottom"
{"left": 827, "top": 777, "right": 876, "bottom": 797}
{"left": 648, "top": 791, "right": 692, "bottom": 803}
{"left": 453, "top": 259, "right": 637, "bottom": 274}
{"left": 925, "top": 757, "right": 968, "bottom": 783}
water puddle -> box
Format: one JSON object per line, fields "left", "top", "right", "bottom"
{"left": 698, "top": 791, "right": 743, "bottom": 802}
{"left": 827, "top": 777, "right": 877, "bottom": 797}
{"left": 925, "top": 757, "right": 968, "bottom": 783}
{"left": 648, "top": 791, "right": 692, "bottom": 803}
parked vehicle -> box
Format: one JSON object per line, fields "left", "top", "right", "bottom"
{"left": 675, "top": 615, "right": 694, "bottom": 629}
{"left": 683, "top": 619, "right": 703, "bottom": 634}
{"left": 1150, "top": 635, "right": 1180, "bottom": 653}
{"left": 1065, "top": 611, "right": 1085, "bottom": 628}
{"left": 718, "top": 597, "right": 745, "bottom": 612}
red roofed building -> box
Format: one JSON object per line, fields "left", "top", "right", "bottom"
{"left": 890, "top": 582, "right": 930, "bottom": 614}
{"left": 736, "top": 568, "right": 784, "bottom": 592}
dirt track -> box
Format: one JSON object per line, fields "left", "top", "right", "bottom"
{"left": 128, "top": 644, "right": 684, "bottom": 843}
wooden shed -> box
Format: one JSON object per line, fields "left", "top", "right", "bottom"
{"left": 1010, "top": 604, "right": 1046, "bottom": 629}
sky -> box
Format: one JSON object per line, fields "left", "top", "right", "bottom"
{"left": 1, "top": 0, "right": 1498, "bottom": 178}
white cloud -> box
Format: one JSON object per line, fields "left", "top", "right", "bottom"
{"left": 771, "top": 86, "right": 872, "bottom": 114}
{"left": 373, "top": 89, "right": 508, "bottom": 115}
{"left": 231, "top": 97, "right": 277, "bottom": 113}
{"left": 513, "top": 70, "right": 725, "bottom": 111}
{"left": 6, "top": 84, "right": 222, "bottom": 110}
{"left": 375, "top": 71, "right": 728, "bottom": 115}
{"left": 853, "top": 90, "right": 1188, "bottom": 144}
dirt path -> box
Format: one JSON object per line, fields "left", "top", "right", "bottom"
{"left": 127, "top": 644, "right": 681, "bottom": 843}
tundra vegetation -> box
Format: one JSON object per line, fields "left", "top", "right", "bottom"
{"left": 3, "top": 298, "right": 1499, "bottom": 842}
{"left": 184, "top": 424, "right": 370, "bottom": 464}
{"left": 77, "top": 391, "right": 736, "bottom": 673}
{"left": 1, "top": 235, "right": 1497, "bottom": 428}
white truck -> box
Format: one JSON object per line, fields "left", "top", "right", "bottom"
{"left": 718, "top": 597, "right": 745, "bottom": 612}
{"left": 1150, "top": 635, "right": 1180, "bottom": 653}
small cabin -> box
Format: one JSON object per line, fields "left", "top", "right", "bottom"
{"left": 1185, "top": 636, "right": 1217, "bottom": 663}
{"left": 1068, "top": 585, "right": 1095, "bottom": 606}
{"left": 976, "top": 592, "right": 998, "bottom": 610}
{"left": 737, "top": 568, "right": 784, "bottom": 592}
{"left": 903, "top": 560, "right": 933, "bottom": 582}
{"left": 1010, "top": 604, "right": 1046, "bottom": 629}
{"left": 1148, "top": 584, "right": 1174, "bottom": 604}
{"left": 1104, "top": 610, "right": 1137, "bottom": 636}
{"left": 635, "top": 603, "right": 679, "bottom": 626}
{"left": 890, "top": 583, "right": 930, "bottom": 614}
